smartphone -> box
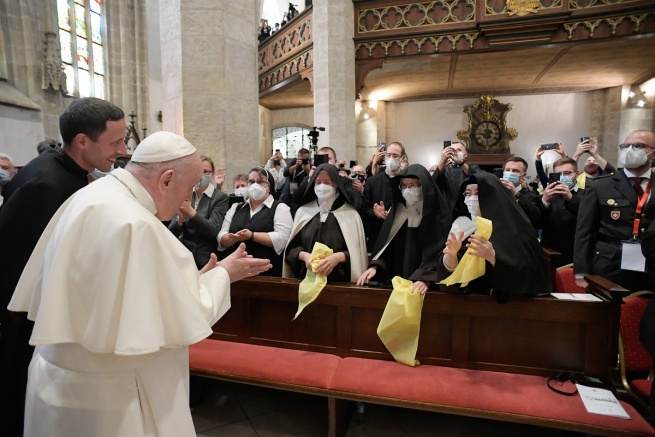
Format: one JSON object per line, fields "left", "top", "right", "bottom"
{"left": 313, "top": 154, "right": 329, "bottom": 167}
{"left": 352, "top": 173, "right": 365, "bottom": 183}
{"left": 542, "top": 143, "right": 557, "bottom": 151}
{"left": 275, "top": 148, "right": 280, "bottom": 152}
{"left": 580, "top": 137, "right": 590, "bottom": 143}
{"left": 228, "top": 195, "right": 244, "bottom": 206}
{"left": 492, "top": 168, "right": 504, "bottom": 179}
{"left": 377, "top": 142, "right": 386, "bottom": 150}
{"left": 350, "top": 160, "right": 357, "bottom": 168}
{"left": 444, "top": 140, "right": 452, "bottom": 148}
{"left": 548, "top": 172, "right": 561, "bottom": 185}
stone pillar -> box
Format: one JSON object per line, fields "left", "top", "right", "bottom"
{"left": 159, "top": 0, "right": 259, "bottom": 190}
{"left": 312, "top": 0, "right": 356, "bottom": 162}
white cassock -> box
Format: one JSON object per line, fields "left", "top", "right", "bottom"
{"left": 8, "top": 167, "right": 231, "bottom": 437}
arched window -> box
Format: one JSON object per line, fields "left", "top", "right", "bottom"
{"left": 57, "top": 0, "right": 105, "bottom": 98}
{"left": 272, "top": 127, "right": 311, "bottom": 159}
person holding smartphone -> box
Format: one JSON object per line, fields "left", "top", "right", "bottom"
{"left": 280, "top": 148, "right": 312, "bottom": 212}
{"left": 431, "top": 142, "right": 480, "bottom": 212}
{"left": 571, "top": 138, "right": 616, "bottom": 189}
{"left": 264, "top": 149, "right": 287, "bottom": 199}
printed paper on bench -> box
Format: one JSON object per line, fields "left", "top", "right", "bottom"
{"left": 551, "top": 293, "right": 602, "bottom": 302}
{"left": 576, "top": 384, "right": 630, "bottom": 419}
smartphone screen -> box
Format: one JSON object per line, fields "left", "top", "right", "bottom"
{"left": 444, "top": 140, "right": 452, "bottom": 148}
{"left": 580, "top": 137, "right": 590, "bottom": 143}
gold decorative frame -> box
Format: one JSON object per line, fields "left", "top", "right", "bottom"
{"left": 485, "top": 0, "right": 561, "bottom": 16}
{"left": 457, "top": 95, "right": 518, "bottom": 152}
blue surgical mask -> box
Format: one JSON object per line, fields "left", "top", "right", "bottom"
{"left": 560, "top": 174, "right": 575, "bottom": 189}
{"left": 503, "top": 171, "right": 520, "bottom": 187}
{"left": 0, "top": 169, "right": 9, "bottom": 186}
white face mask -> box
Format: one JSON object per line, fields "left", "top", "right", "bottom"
{"left": 247, "top": 183, "right": 268, "bottom": 201}
{"left": 464, "top": 194, "right": 480, "bottom": 219}
{"left": 402, "top": 187, "right": 422, "bottom": 206}
{"left": 314, "top": 184, "right": 336, "bottom": 202}
{"left": 399, "top": 162, "right": 407, "bottom": 171}
{"left": 385, "top": 157, "right": 401, "bottom": 172}
{"left": 196, "top": 174, "right": 212, "bottom": 190}
{"left": 234, "top": 187, "right": 248, "bottom": 197}
{"left": 456, "top": 151, "right": 465, "bottom": 163}
{"left": 619, "top": 146, "right": 652, "bottom": 169}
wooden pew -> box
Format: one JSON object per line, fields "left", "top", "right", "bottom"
{"left": 209, "top": 275, "right": 625, "bottom": 383}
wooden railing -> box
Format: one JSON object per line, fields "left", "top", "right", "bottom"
{"left": 258, "top": 5, "right": 313, "bottom": 94}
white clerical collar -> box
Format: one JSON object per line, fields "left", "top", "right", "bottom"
{"left": 111, "top": 168, "right": 158, "bottom": 215}
{"left": 406, "top": 200, "right": 423, "bottom": 228}
{"left": 202, "top": 183, "right": 215, "bottom": 198}
{"left": 624, "top": 168, "right": 653, "bottom": 180}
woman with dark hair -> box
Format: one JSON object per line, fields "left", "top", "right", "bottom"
{"left": 284, "top": 164, "right": 367, "bottom": 283}
{"left": 217, "top": 167, "right": 292, "bottom": 276}
{"left": 168, "top": 155, "right": 229, "bottom": 269}
{"left": 437, "top": 172, "right": 551, "bottom": 303}
{"left": 357, "top": 164, "right": 451, "bottom": 294}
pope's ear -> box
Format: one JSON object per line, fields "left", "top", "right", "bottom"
{"left": 159, "top": 169, "right": 175, "bottom": 190}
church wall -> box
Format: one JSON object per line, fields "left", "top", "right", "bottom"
{"left": 393, "top": 93, "right": 593, "bottom": 180}
{"left": 270, "top": 106, "right": 314, "bottom": 130}
{"left": 0, "top": 105, "right": 45, "bottom": 164}
{"left": 145, "top": 0, "right": 162, "bottom": 135}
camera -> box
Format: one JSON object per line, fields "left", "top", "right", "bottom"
{"left": 308, "top": 126, "right": 326, "bottom": 148}
{"left": 351, "top": 173, "right": 365, "bottom": 183}
{"left": 301, "top": 158, "right": 310, "bottom": 165}
{"left": 542, "top": 143, "right": 557, "bottom": 151}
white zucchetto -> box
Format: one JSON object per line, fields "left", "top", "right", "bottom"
{"left": 130, "top": 131, "right": 196, "bottom": 163}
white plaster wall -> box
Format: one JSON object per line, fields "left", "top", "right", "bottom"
{"left": 145, "top": 0, "right": 162, "bottom": 134}
{"left": 394, "top": 93, "right": 593, "bottom": 179}
{"left": 270, "top": 107, "right": 314, "bottom": 129}
{"left": 0, "top": 105, "right": 45, "bottom": 166}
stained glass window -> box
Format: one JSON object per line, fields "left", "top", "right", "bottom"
{"left": 272, "top": 127, "right": 311, "bottom": 159}
{"left": 57, "top": 0, "right": 105, "bottom": 98}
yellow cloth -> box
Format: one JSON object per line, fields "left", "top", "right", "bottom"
{"left": 377, "top": 277, "right": 425, "bottom": 367}
{"left": 577, "top": 172, "right": 586, "bottom": 190}
{"left": 293, "top": 242, "right": 333, "bottom": 320}
{"left": 439, "top": 216, "right": 493, "bottom": 287}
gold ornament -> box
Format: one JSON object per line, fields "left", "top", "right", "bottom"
{"left": 507, "top": 0, "right": 541, "bottom": 16}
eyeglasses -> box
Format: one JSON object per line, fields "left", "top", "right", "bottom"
{"left": 619, "top": 142, "right": 653, "bottom": 150}
{"left": 248, "top": 180, "right": 269, "bottom": 186}
{"left": 203, "top": 170, "right": 214, "bottom": 175}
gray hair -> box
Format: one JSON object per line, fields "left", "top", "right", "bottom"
{"left": 125, "top": 155, "right": 194, "bottom": 181}
{"left": 0, "top": 153, "right": 14, "bottom": 166}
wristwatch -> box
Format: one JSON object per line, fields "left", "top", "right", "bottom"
{"left": 250, "top": 230, "right": 255, "bottom": 241}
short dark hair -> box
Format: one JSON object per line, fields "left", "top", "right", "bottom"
{"left": 318, "top": 146, "right": 336, "bottom": 160}
{"left": 59, "top": 98, "right": 124, "bottom": 145}
{"left": 36, "top": 140, "right": 59, "bottom": 155}
{"left": 505, "top": 156, "right": 528, "bottom": 172}
{"left": 199, "top": 155, "right": 215, "bottom": 171}
{"left": 298, "top": 148, "right": 310, "bottom": 156}
{"left": 553, "top": 157, "right": 578, "bottom": 171}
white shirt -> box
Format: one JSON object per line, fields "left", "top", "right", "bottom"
{"left": 264, "top": 160, "right": 287, "bottom": 190}
{"left": 406, "top": 200, "right": 423, "bottom": 228}
{"left": 624, "top": 168, "right": 652, "bottom": 202}
{"left": 217, "top": 194, "right": 292, "bottom": 255}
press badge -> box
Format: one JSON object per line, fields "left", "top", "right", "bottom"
{"left": 621, "top": 240, "right": 646, "bottom": 272}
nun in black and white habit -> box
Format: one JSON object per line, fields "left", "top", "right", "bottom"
{"left": 283, "top": 164, "right": 367, "bottom": 283}
{"left": 357, "top": 164, "right": 452, "bottom": 294}
{"left": 437, "top": 172, "right": 551, "bottom": 303}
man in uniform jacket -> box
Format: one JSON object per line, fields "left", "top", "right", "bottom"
{"left": 539, "top": 157, "right": 585, "bottom": 266}
{"left": 0, "top": 97, "right": 126, "bottom": 437}
{"left": 574, "top": 130, "right": 655, "bottom": 292}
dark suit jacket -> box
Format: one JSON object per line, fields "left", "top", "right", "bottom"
{"left": 516, "top": 188, "right": 542, "bottom": 230}
{"left": 0, "top": 147, "right": 89, "bottom": 436}
{"left": 432, "top": 164, "right": 481, "bottom": 212}
{"left": 280, "top": 158, "right": 308, "bottom": 205}
{"left": 361, "top": 171, "right": 395, "bottom": 250}
{"left": 169, "top": 187, "right": 229, "bottom": 266}
{"left": 539, "top": 187, "right": 584, "bottom": 266}
{"left": 574, "top": 170, "right": 655, "bottom": 291}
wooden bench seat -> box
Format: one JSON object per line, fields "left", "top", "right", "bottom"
{"left": 190, "top": 339, "right": 655, "bottom": 437}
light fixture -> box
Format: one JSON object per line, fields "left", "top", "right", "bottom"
{"left": 359, "top": 100, "right": 376, "bottom": 122}
{"left": 629, "top": 91, "right": 636, "bottom": 98}
{"left": 637, "top": 100, "right": 646, "bottom": 107}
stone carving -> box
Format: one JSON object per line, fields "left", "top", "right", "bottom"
{"left": 355, "top": 32, "right": 479, "bottom": 58}
{"left": 357, "top": 1, "right": 475, "bottom": 34}
{"left": 563, "top": 12, "right": 655, "bottom": 40}
{"left": 41, "top": 31, "right": 67, "bottom": 94}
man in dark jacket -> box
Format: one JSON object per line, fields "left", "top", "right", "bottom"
{"left": 0, "top": 97, "right": 126, "bottom": 437}
{"left": 539, "top": 157, "right": 585, "bottom": 266}
{"left": 280, "top": 147, "right": 311, "bottom": 210}
{"left": 431, "top": 142, "right": 480, "bottom": 211}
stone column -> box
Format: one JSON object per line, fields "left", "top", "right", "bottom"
{"left": 159, "top": 0, "right": 259, "bottom": 189}
{"left": 312, "top": 0, "right": 356, "bottom": 162}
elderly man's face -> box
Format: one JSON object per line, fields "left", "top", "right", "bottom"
{"left": 0, "top": 158, "right": 14, "bottom": 179}
{"left": 160, "top": 153, "right": 203, "bottom": 220}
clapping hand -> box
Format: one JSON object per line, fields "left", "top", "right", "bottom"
{"left": 223, "top": 229, "right": 251, "bottom": 245}
{"left": 214, "top": 168, "right": 225, "bottom": 189}
{"left": 219, "top": 243, "right": 272, "bottom": 283}
{"left": 466, "top": 235, "right": 496, "bottom": 266}
{"left": 373, "top": 201, "right": 389, "bottom": 220}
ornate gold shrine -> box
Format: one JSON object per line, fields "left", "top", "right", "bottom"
{"left": 457, "top": 96, "right": 517, "bottom": 155}
{"left": 506, "top": 0, "right": 541, "bottom": 16}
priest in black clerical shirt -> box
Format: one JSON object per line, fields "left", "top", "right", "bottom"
{"left": 437, "top": 173, "right": 551, "bottom": 303}
{"left": 283, "top": 164, "right": 367, "bottom": 283}
{"left": 357, "top": 164, "right": 451, "bottom": 294}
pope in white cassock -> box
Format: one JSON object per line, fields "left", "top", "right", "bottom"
{"left": 7, "top": 131, "right": 272, "bottom": 437}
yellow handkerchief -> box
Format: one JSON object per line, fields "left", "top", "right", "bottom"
{"left": 439, "top": 216, "right": 493, "bottom": 287}
{"left": 377, "top": 276, "right": 425, "bottom": 367}
{"left": 293, "top": 242, "right": 333, "bottom": 320}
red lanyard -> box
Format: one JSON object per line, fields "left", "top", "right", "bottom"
{"left": 633, "top": 178, "right": 652, "bottom": 237}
